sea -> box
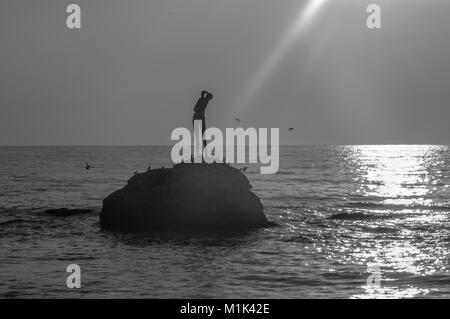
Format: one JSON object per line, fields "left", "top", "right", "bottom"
{"left": 0, "top": 145, "right": 449, "bottom": 298}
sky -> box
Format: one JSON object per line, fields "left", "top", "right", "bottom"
{"left": 0, "top": 0, "right": 449, "bottom": 145}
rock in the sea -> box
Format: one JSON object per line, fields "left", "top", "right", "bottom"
{"left": 100, "top": 163, "right": 272, "bottom": 231}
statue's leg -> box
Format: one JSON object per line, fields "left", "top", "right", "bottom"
{"left": 202, "top": 118, "right": 207, "bottom": 148}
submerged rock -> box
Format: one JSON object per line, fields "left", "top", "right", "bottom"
{"left": 100, "top": 163, "right": 272, "bottom": 231}
{"left": 43, "top": 208, "right": 93, "bottom": 217}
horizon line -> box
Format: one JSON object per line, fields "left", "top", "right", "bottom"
{"left": 0, "top": 143, "right": 449, "bottom": 147}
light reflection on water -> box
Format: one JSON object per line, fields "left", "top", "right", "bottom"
{"left": 329, "top": 145, "right": 450, "bottom": 298}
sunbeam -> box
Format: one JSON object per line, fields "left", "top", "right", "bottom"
{"left": 234, "top": 0, "right": 329, "bottom": 112}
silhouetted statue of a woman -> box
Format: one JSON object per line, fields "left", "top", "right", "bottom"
{"left": 193, "top": 90, "right": 213, "bottom": 148}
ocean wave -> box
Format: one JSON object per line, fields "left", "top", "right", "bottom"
{"left": 0, "top": 218, "right": 26, "bottom": 226}
{"left": 280, "top": 235, "right": 314, "bottom": 243}
{"left": 0, "top": 207, "right": 97, "bottom": 229}
{"left": 0, "top": 218, "right": 42, "bottom": 227}
{"left": 358, "top": 225, "right": 400, "bottom": 233}
{"left": 343, "top": 202, "right": 450, "bottom": 211}
{"left": 328, "top": 212, "right": 393, "bottom": 220}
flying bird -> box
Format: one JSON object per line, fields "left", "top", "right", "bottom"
{"left": 289, "top": 128, "right": 295, "bottom": 133}
{"left": 85, "top": 163, "right": 91, "bottom": 170}
{"left": 235, "top": 118, "right": 241, "bottom": 123}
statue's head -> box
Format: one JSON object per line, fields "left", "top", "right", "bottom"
{"left": 201, "top": 91, "right": 213, "bottom": 100}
